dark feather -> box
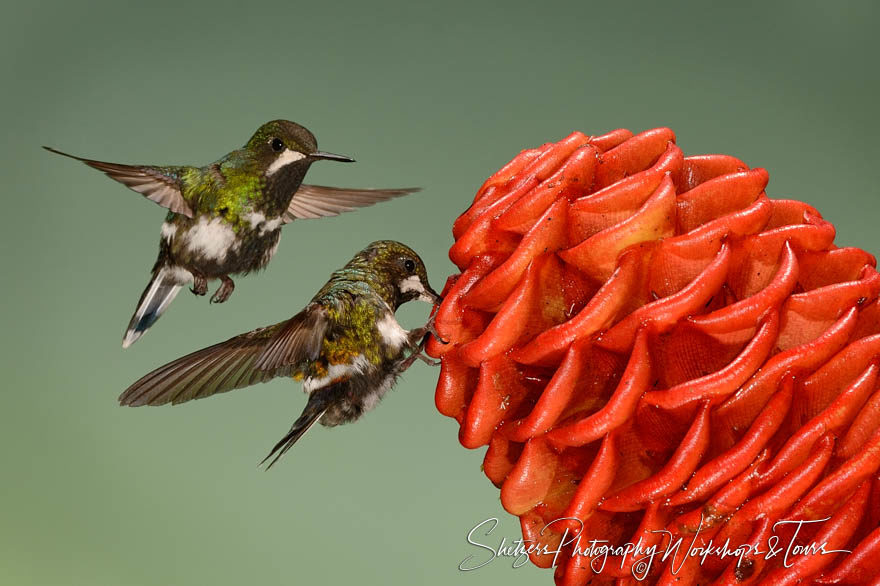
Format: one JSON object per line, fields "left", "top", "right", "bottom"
{"left": 283, "top": 184, "right": 420, "bottom": 222}
{"left": 119, "top": 326, "right": 279, "bottom": 407}
{"left": 43, "top": 146, "right": 194, "bottom": 217}
{"left": 253, "top": 305, "right": 327, "bottom": 371}
{"left": 122, "top": 267, "right": 184, "bottom": 348}
{"left": 260, "top": 382, "right": 348, "bottom": 469}
{"left": 119, "top": 305, "right": 329, "bottom": 406}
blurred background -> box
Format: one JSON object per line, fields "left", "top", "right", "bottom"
{"left": 2, "top": 1, "right": 878, "bottom": 584}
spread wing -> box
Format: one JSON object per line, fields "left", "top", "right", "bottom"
{"left": 119, "top": 305, "right": 328, "bottom": 407}
{"left": 44, "top": 146, "right": 195, "bottom": 217}
{"left": 283, "top": 184, "right": 420, "bottom": 222}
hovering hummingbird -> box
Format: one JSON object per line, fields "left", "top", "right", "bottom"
{"left": 44, "top": 120, "right": 419, "bottom": 348}
{"left": 119, "top": 240, "right": 441, "bottom": 468}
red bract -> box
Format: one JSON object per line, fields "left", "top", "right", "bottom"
{"left": 427, "top": 128, "right": 880, "bottom": 584}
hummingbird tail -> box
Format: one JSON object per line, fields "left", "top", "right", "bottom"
{"left": 261, "top": 402, "right": 330, "bottom": 469}
{"left": 122, "top": 268, "right": 185, "bottom": 348}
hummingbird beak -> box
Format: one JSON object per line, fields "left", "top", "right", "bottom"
{"left": 311, "top": 151, "right": 355, "bottom": 163}
{"left": 424, "top": 283, "right": 442, "bottom": 306}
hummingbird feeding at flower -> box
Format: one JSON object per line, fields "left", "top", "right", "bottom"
{"left": 44, "top": 120, "right": 419, "bottom": 348}
{"left": 119, "top": 240, "right": 442, "bottom": 468}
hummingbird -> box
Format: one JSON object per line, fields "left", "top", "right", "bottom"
{"left": 118, "top": 240, "right": 442, "bottom": 468}
{"left": 44, "top": 120, "right": 419, "bottom": 348}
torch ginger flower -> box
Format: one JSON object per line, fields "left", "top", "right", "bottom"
{"left": 427, "top": 128, "right": 880, "bottom": 584}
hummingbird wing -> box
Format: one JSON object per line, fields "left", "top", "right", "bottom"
{"left": 252, "top": 307, "right": 328, "bottom": 371}
{"left": 282, "top": 184, "right": 420, "bottom": 222}
{"left": 43, "top": 147, "right": 195, "bottom": 217}
{"left": 119, "top": 305, "right": 328, "bottom": 407}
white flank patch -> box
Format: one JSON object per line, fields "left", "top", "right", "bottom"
{"left": 377, "top": 313, "right": 409, "bottom": 350}
{"left": 260, "top": 216, "right": 283, "bottom": 235}
{"left": 160, "top": 222, "right": 177, "bottom": 240}
{"left": 244, "top": 211, "right": 266, "bottom": 229}
{"left": 303, "top": 355, "right": 368, "bottom": 394}
{"left": 183, "top": 216, "right": 238, "bottom": 261}
{"left": 361, "top": 374, "right": 396, "bottom": 414}
{"left": 166, "top": 265, "right": 194, "bottom": 285}
{"left": 243, "top": 211, "right": 283, "bottom": 236}
{"left": 266, "top": 148, "right": 306, "bottom": 176}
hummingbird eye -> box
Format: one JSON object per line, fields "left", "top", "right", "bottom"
{"left": 404, "top": 259, "right": 416, "bottom": 273}
{"left": 270, "top": 138, "right": 285, "bottom": 152}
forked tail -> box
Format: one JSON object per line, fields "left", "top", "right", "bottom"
{"left": 122, "top": 267, "right": 184, "bottom": 348}
{"left": 260, "top": 385, "right": 345, "bottom": 469}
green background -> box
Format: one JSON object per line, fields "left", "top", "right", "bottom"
{"left": 2, "top": 1, "right": 878, "bottom": 584}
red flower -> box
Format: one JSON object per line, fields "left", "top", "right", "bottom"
{"left": 427, "top": 128, "right": 880, "bottom": 584}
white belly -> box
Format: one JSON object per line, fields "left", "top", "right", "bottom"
{"left": 181, "top": 216, "right": 240, "bottom": 261}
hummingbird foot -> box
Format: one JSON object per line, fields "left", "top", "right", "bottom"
{"left": 415, "top": 352, "right": 440, "bottom": 367}
{"left": 419, "top": 313, "right": 448, "bottom": 345}
{"left": 391, "top": 351, "right": 421, "bottom": 374}
{"left": 394, "top": 336, "right": 440, "bottom": 372}
{"left": 190, "top": 271, "right": 208, "bottom": 297}
{"left": 427, "top": 323, "right": 448, "bottom": 345}
{"left": 210, "top": 275, "right": 235, "bottom": 304}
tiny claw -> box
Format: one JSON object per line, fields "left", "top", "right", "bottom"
{"left": 393, "top": 335, "right": 440, "bottom": 372}
{"left": 430, "top": 328, "right": 449, "bottom": 345}
{"left": 210, "top": 276, "right": 235, "bottom": 304}
{"left": 413, "top": 333, "right": 440, "bottom": 366}
{"left": 424, "top": 313, "right": 449, "bottom": 344}
{"left": 190, "top": 272, "right": 208, "bottom": 296}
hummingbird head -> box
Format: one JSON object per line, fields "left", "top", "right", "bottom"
{"left": 246, "top": 120, "right": 355, "bottom": 179}
{"left": 346, "top": 240, "right": 441, "bottom": 309}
